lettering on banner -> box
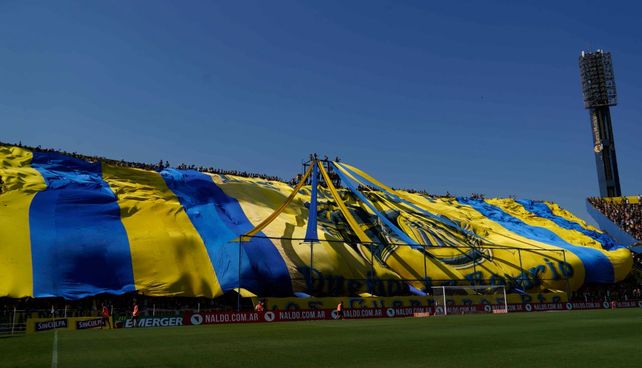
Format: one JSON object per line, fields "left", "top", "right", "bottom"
{"left": 76, "top": 318, "right": 103, "bottom": 330}
{"left": 35, "top": 319, "right": 68, "bottom": 332}
{"left": 184, "top": 312, "right": 262, "bottom": 325}
{"left": 446, "top": 305, "right": 479, "bottom": 314}
{"left": 124, "top": 317, "right": 183, "bottom": 328}
{"left": 570, "top": 302, "right": 601, "bottom": 310}
{"left": 277, "top": 310, "right": 326, "bottom": 321}
{"left": 616, "top": 301, "right": 640, "bottom": 308}
{"left": 532, "top": 303, "right": 563, "bottom": 311}
{"left": 387, "top": 307, "right": 430, "bottom": 318}
{"left": 341, "top": 309, "right": 383, "bottom": 319}
{"left": 296, "top": 267, "right": 407, "bottom": 297}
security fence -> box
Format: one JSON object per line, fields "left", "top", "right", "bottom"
{"left": 0, "top": 235, "right": 578, "bottom": 328}
{"left": 234, "top": 235, "right": 573, "bottom": 310}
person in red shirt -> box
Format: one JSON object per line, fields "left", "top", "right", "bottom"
{"left": 101, "top": 303, "right": 112, "bottom": 329}
{"left": 132, "top": 302, "right": 140, "bottom": 327}
{"left": 254, "top": 301, "right": 265, "bottom": 312}
{"left": 336, "top": 301, "right": 344, "bottom": 320}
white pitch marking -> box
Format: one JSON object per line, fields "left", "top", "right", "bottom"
{"left": 51, "top": 330, "right": 58, "bottom": 368}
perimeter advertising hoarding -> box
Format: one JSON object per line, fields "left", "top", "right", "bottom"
{"left": 26, "top": 317, "right": 111, "bottom": 333}
{"left": 181, "top": 301, "right": 642, "bottom": 327}
{"left": 123, "top": 316, "right": 184, "bottom": 328}
{"left": 182, "top": 301, "right": 640, "bottom": 326}
{"left": 182, "top": 307, "right": 433, "bottom": 326}
{"left": 26, "top": 301, "right": 642, "bottom": 332}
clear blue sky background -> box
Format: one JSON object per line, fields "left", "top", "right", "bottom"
{"left": 1, "top": 1, "right": 640, "bottom": 222}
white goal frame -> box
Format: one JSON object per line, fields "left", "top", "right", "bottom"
{"left": 432, "top": 285, "right": 508, "bottom": 316}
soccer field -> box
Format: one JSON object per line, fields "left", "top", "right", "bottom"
{"left": 1, "top": 309, "right": 641, "bottom": 368}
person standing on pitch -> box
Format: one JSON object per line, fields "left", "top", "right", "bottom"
{"left": 132, "top": 302, "right": 140, "bottom": 327}
{"left": 255, "top": 300, "right": 265, "bottom": 312}
{"left": 101, "top": 303, "right": 112, "bottom": 329}
{"left": 336, "top": 301, "right": 344, "bottom": 320}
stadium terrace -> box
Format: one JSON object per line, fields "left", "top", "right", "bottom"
{"left": 1, "top": 142, "right": 641, "bottom": 333}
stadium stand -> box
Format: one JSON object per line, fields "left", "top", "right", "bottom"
{"left": 1, "top": 141, "right": 640, "bottom": 329}
{"left": 0, "top": 141, "right": 494, "bottom": 200}
{"left": 572, "top": 283, "right": 641, "bottom": 303}
{"left": 587, "top": 196, "right": 642, "bottom": 241}
{"left": 0, "top": 140, "right": 287, "bottom": 183}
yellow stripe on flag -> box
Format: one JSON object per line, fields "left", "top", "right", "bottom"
{"left": 102, "top": 165, "right": 223, "bottom": 298}
{"left": 0, "top": 146, "right": 47, "bottom": 298}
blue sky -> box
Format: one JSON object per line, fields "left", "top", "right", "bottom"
{"left": 1, "top": 1, "right": 640, "bottom": 222}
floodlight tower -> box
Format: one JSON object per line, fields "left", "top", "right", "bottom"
{"left": 579, "top": 50, "right": 622, "bottom": 197}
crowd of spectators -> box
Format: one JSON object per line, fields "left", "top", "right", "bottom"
{"left": 588, "top": 196, "right": 642, "bottom": 241}
{"left": 0, "top": 141, "right": 286, "bottom": 184}
{"left": 395, "top": 187, "right": 437, "bottom": 196}
{"left": 175, "top": 163, "right": 283, "bottom": 182}
{"left": 571, "top": 282, "right": 641, "bottom": 303}
{"left": 385, "top": 189, "right": 492, "bottom": 200}
{"left": 1, "top": 141, "right": 527, "bottom": 202}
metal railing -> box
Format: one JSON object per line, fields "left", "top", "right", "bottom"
{"left": 234, "top": 235, "right": 571, "bottom": 310}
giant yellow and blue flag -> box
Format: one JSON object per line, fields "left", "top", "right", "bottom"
{"left": 0, "top": 144, "right": 633, "bottom": 300}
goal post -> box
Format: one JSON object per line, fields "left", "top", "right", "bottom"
{"left": 431, "top": 285, "right": 508, "bottom": 316}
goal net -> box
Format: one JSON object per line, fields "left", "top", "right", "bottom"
{"left": 432, "top": 285, "right": 508, "bottom": 316}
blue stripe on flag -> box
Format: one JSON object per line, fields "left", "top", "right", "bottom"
{"left": 162, "top": 169, "right": 292, "bottom": 296}
{"left": 161, "top": 169, "right": 252, "bottom": 292}
{"left": 303, "top": 164, "right": 319, "bottom": 242}
{"left": 457, "top": 198, "right": 614, "bottom": 284}
{"left": 516, "top": 200, "right": 623, "bottom": 250}
{"left": 29, "top": 152, "right": 135, "bottom": 299}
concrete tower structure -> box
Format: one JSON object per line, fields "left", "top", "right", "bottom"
{"left": 579, "top": 50, "right": 622, "bottom": 197}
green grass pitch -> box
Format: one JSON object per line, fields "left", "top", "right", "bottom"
{"left": 1, "top": 309, "right": 641, "bottom": 368}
